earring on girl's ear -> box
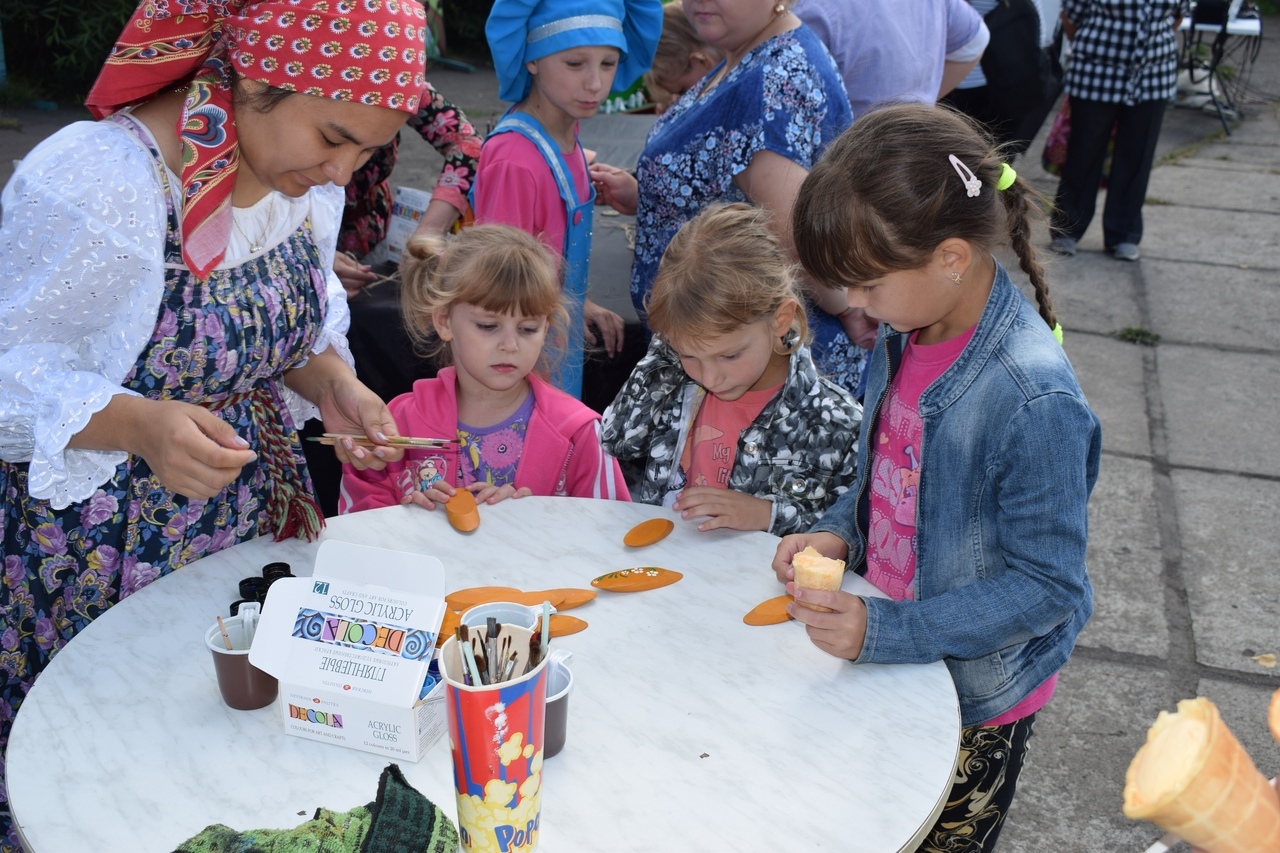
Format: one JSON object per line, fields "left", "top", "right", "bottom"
{"left": 773, "top": 2, "right": 786, "bottom": 14}
{"left": 948, "top": 271, "right": 963, "bottom": 285}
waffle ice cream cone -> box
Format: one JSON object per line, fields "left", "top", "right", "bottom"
{"left": 1270, "top": 687, "right": 1280, "bottom": 745}
{"left": 1123, "top": 697, "right": 1280, "bottom": 852}
{"left": 791, "top": 546, "right": 845, "bottom": 612}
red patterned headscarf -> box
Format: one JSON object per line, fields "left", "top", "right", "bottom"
{"left": 86, "top": 0, "right": 428, "bottom": 278}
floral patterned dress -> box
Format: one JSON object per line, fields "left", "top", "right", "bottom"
{"left": 457, "top": 391, "right": 534, "bottom": 487}
{"left": 630, "top": 26, "right": 865, "bottom": 395}
{"left": 0, "top": 119, "right": 325, "bottom": 852}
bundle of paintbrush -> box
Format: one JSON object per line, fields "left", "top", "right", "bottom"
{"left": 306, "top": 432, "right": 455, "bottom": 449}
{"left": 452, "top": 603, "right": 553, "bottom": 687}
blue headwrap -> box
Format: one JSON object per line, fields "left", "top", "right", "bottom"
{"left": 487, "top": 0, "right": 663, "bottom": 102}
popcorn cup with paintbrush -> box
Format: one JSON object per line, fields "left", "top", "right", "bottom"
{"left": 440, "top": 615, "right": 551, "bottom": 852}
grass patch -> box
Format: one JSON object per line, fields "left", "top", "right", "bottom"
{"left": 1115, "top": 326, "right": 1162, "bottom": 346}
{"left": 1157, "top": 130, "right": 1228, "bottom": 167}
{"left": 1145, "top": 196, "right": 1174, "bottom": 205}
{"left": 0, "top": 116, "right": 21, "bottom": 130}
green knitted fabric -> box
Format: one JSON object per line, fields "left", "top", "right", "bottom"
{"left": 173, "top": 765, "right": 459, "bottom": 853}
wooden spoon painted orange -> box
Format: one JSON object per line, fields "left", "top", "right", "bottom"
{"left": 548, "top": 614, "right": 588, "bottom": 638}
{"left": 623, "top": 518, "right": 674, "bottom": 547}
{"left": 531, "top": 588, "right": 596, "bottom": 611}
{"left": 505, "top": 590, "right": 568, "bottom": 609}
{"left": 435, "top": 609, "right": 461, "bottom": 647}
{"left": 591, "top": 567, "right": 683, "bottom": 592}
{"left": 445, "top": 489, "right": 480, "bottom": 532}
{"left": 744, "top": 595, "right": 794, "bottom": 626}
{"left": 445, "top": 586, "right": 523, "bottom": 611}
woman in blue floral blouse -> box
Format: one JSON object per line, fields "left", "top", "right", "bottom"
{"left": 590, "top": 0, "right": 872, "bottom": 396}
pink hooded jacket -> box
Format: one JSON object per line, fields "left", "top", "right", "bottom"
{"left": 338, "top": 367, "right": 630, "bottom": 513}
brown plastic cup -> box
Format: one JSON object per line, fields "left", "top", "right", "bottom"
{"left": 544, "top": 656, "right": 573, "bottom": 759}
{"left": 205, "top": 616, "right": 277, "bottom": 711}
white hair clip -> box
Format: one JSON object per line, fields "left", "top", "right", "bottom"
{"left": 949, "top": 154, "right": 981, "bottom": 198}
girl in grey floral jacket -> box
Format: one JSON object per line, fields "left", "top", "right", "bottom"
{"left": 601, "top": 204, "right": 862, "bottom": 536}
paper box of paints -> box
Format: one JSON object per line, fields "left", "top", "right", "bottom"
{"left": 250, "top": 540, "right": 448, "bottom": 761}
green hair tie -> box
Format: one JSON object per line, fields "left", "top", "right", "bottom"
{"left": 1053, "top": 323, "right": 1064, "bottom": 345}
{"left": 997, "top": 163, "right": 1017, "bottom": 191}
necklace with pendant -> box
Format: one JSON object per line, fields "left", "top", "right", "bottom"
{"left": 233, "top": 194, "right": 276, "bottom": 254}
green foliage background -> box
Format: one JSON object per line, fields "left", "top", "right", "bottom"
{"left": 1, "top": 0, "right": 137, "bottom": 99}
{"left": 440, "top": 0, "right": 494, "bottom": 62}
{"left": 4, "top": 0, "right": 1271, "bottom": 102}
{"left": 0, "top": 0, "right": 499, "bottom": 100}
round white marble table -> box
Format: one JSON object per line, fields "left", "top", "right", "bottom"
{"left": 7, "top": 498, "right": 960, "bottom": 852}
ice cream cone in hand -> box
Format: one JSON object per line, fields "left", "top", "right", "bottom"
{"left": 791, "top": 546, "right": 845, "bottom": 612}
{"left": 1269, "top": 687, "right": 1280, "bottom": 745}
{"left": 1123, "top": 697, "right": 1280, "bottom": 852}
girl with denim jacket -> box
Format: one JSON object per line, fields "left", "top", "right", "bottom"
{"left": 774, "top": 104, "right": 1102, "bottom": 852}
{"left": 602, "top": 204, "right": 862, "bottom": 536}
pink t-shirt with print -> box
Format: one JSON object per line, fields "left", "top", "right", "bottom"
{"left": 865, "top": 327, "right": 1056, "bottom": 725}
{"left": 679, "top": 385, "right": 781, "bottom": 489}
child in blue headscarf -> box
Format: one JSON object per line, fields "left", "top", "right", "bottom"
{"left": 473, "top": 0, "right": 662, "bottom": 400}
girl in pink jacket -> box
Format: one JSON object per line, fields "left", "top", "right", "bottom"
{"left": 339, "top": 225, "right": 630, "bottom": 514}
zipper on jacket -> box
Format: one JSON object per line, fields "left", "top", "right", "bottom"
{"left": 554, "top": 444, "right": 574, "bottom": 496}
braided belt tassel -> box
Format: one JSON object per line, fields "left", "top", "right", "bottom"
{"left": 245, "top": 386, "right": 325, "bottom": 542}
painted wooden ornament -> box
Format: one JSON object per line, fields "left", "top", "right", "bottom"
{"left": 445, "top": 489, "right": 480, "bottom": 532}
{"left": 744, "top": 595, "right": 794, "bottom": 626}
{"left": 435, "top": 609, "right": 461, "bottom": 647}
{"left": 504, "top": 590, "right": 570, "bottom": 609}
{"left": 623, "top": 518, "right": 675, "bottom": 547}
{"left": 591, "top": 567, "right": 683, "bottom": 592}
{"left": 533, "top": 588, "right": 597, "bottom": 610}
{"left": 548, "top": 614, "right": 589, "bottom": 638}
{"left": 445, "top": 586, "right": 523, "bottom": 611}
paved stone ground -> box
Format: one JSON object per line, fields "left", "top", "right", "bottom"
{"left": 2, "top": 17, "right": 1278, "bottom": 852}
{"left": 998, "top": 21, "right": 1280, "bottom": 853}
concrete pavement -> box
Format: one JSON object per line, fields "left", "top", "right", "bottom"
{"left": 3, "top": 18, "right": 1279, "bottom": 851}
{"left": 997, "top": 21, "right": 1280, "bottom": 853}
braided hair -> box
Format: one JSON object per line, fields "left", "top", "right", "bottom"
{"left": 793, "top": 103, "right": 1056, "bottom": 330}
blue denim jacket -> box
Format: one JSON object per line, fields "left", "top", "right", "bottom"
{"left": 812, "top": 263, "right": 1102, "bottom": 725}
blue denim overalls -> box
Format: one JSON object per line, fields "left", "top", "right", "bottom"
{"left": 480, "top": 108, "right": 594, "bottom": 399}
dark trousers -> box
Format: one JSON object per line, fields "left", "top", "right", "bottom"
{"left": 1051, "top": 97, "right": 1168, "bottom": 247}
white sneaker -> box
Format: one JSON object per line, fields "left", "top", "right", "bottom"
{"left": 1112, "top": 243, "right": 1141, "bottom": 261}
{"left": 1050, "top": 235, "right": 1078, "bottom": 257}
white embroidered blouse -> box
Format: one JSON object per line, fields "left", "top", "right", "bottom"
{"left": 0, "top": 115, "right": 353, "bottom": 509}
